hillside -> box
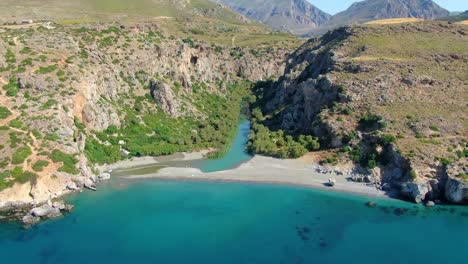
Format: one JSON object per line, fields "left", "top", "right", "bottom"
{"left": 249, "top": 21, "right": 468, "bottom": 204}
{"left": 0, "top": 0, "right": 300, "bottom": 47}
{"left": 438, "top": 10, "right": 468, "bottom": 23}
{"left": 210, "top": 0, "right": 331, "bottom": 35}
{"left": 316, "top": 0, "right": 449, "bottom": 34}
{"left": 0, "top": 17, "right": 294, "bottom": 209}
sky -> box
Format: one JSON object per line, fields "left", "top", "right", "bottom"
{"left": 308, "top": 0, "right": 468, "bottom": 15}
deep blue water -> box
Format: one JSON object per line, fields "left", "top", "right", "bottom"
{"left": 0, "top": 120, "right": 467, "bottom": 264}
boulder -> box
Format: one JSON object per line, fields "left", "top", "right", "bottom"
{"left": 98, "top": 173, "right": 111, "bottom": 181}
{"left": 445, "top": 177, "right": 468, "bottom": 204}
{"left": 66, "top": 181, "right": 78, "bottom": 190}
{"left": 30, "top": 204, "right": 60, "bottom": 218}
{"left": 400, "top": 181, "right": 431, "bottom": 204}
{"left": 425, "top": 201, "right": 435, "bottom": 207}
{"left": 84, "top": 178, "right": 95, "bottom": 188}
{"left": 22, "top": 214, "right": 40, "bottom": 226}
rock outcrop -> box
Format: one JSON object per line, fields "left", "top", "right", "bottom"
{"left": 445, "top": 177, "right": 468, "bottom": 204}
{"left": 255, "top": 22, "right": 467, "bottom": 204}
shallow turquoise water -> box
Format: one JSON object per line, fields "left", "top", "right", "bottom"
{"left": 0, "top": 120, "right": 467, "bottom": 263}
{"left": 0, "top": 181, "right": 467, "bottom": 263}
{"left": 195, "top": 118, "right": 252, "bottom": 172}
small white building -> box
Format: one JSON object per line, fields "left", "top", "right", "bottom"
{"left": 21, "top": 20, "right": 33, "bottom": 24}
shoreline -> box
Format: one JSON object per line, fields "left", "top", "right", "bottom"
{"left": 122, "top": 155, "right": 391, "bottom": 199}
{"left": 97, "top": 150, "right": 211, "bottom": 172}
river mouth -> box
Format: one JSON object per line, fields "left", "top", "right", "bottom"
{"left": 1, "top": 119, "right": 468, "bottom": 263}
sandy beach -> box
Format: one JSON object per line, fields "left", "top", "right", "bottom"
{"left": 123, "top": 155, "right": 388, "bottom": 198}
{"left": 97, "top": 150, "right": 211, "bottom": 172}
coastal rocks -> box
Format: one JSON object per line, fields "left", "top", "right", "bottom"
{"left": 98, "top": 173, "right": 111, "bottom": 181}
{"left": 400, "top": 181, "right": 431, "bottom": 204}
{"left": 445, "top": 176, "right": 468, "bottom": 204}
{"left": 66, "top": 181, "right": 78, "bottom": 191}
{"left": 30, "top": 204, "right": 60, "bottom": 218}
{"left": 22, "top": 201, "right": 73, "bottom": 228}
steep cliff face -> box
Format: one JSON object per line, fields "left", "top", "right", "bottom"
{"left": 0, "top": 22, "right": 289, "bottom": 208}
{"left": 211, "top": 0, "right": 331, "bottom": 35}
{"left": 257, "top": 21, "right": 468, "bottom": 204}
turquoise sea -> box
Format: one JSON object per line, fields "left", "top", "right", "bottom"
{"left": 0, "top": 120, "right": 467, "bottom": 264}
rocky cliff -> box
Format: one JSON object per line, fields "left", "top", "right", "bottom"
{"left": 255, "top": 21, "right": 467, "bottom": 204}
{"left": 0, "top": 22, "right": 289, "bottom": 209}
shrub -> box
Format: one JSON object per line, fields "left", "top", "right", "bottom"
{"left": 12, "top": 146, "right": 32, "bottom": 164}
{"left": 298, "top": 135, "right": 320, "bottom": 151}
{"left": 342, "top": 108, "right": 353, "bottom": 115}
{"left": 367, "top": 154, "right": 377, "bottom": 169}
{"left": 409, "top": 169, "right": 417, "bottom": 181}
{"left": 380, "top": 134, "right": 396, "bottom": 146}
{"left": 429, "top": 125, "right": 439, "bottom": 132}
{"left": 9, "top": 119, "right": 23, "bottom": 129}
{"left": 84, "top": 138, "right": 121, "bottom": 165}
{"left": 50, "top": 149, "right": 79, "bottom": 174}
{"left": 32, "top": 160, "right": 49, "bottom": 172}
{"left": 2, "top": 77, "right": 18, "bottom": 97}
{"left": 35, "top": 65, "right": 57, "bottom": 74}
{"left": 359, "top": 114, "right": 383, "bottom": 128}
{"left": 11, "top": 166, "right": 38, "bottom": 184}
{"left": 349, "top": 146, "right": 361, "bottom": 162}
{"left": 0, "top": 106, "right": 12, "bottom": 119}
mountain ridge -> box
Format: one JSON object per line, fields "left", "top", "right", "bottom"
{"left": 210, "top": 0, "right": 331, "bottom": 35}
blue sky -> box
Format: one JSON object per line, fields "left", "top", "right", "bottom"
{"left": 308, "top": 0, "right": 468, "bottom": 15}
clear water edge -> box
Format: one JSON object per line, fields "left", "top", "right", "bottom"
{"left": 0, "top": 119, "right": 467, "bottom": 264}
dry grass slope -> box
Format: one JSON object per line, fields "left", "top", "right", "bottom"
{"left": 365, "top": 18, "right": 426, "bottom": 25}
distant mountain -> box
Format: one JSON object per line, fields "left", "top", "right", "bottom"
{"left": 210, "top": 0, "right": 331, "bottom": 35}
{"left": 320, "top": 0, "right": 449, "bottom": 33}
{"left": 438, "top": 10, "right": 468, "bottom": 23}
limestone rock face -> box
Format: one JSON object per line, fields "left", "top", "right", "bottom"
{"left": 150, "top": 80, "right": 182, "bottom": 117}
{"left": 445, "top": 177, "right": 468, "bottom": 204}
{"left": 30, "top": 204, "right": 60, "bottom": 218}
{"left": 400, "top": 181, "right": 431, "bottom": 204}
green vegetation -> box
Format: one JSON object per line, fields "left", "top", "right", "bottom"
{"left": 85, "top": 138, "right": 121, "bottom": 165}
{"left": 246, "top": 123, "right": 316, "bottom": 159}
{"left": 35, "top": 65, "right": 58, "bottom": 75}
{"left": 85, "top": 82, "right": 252, "bottom": 164}
{"left": 409, "top": 169, "right": 417, "bottom": 181}
{"left": 2, "top": 77, "right": 18, "bottom": 97}
{"left": 380, "top": 134, "right": 396, "bottom": 146}
{"left": 12, "top": 146, "right": 32, "bottom": 164}
{"left": 11, "top": 167, "right": 38, "bottom": 184}
{"left": 50, "top": 150, "right": 79, "bottom": 174}
{"left": 9, "top": 119, "right": 23, "bottom": 129}
{"left": 359, "top": 114, "right": 385, "bottom": 131}
{"left": 0, "top": 106, "right": 12, "bottom": 119}
{"left": 32, "top": 160, "right": 50, "bottom": 172}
